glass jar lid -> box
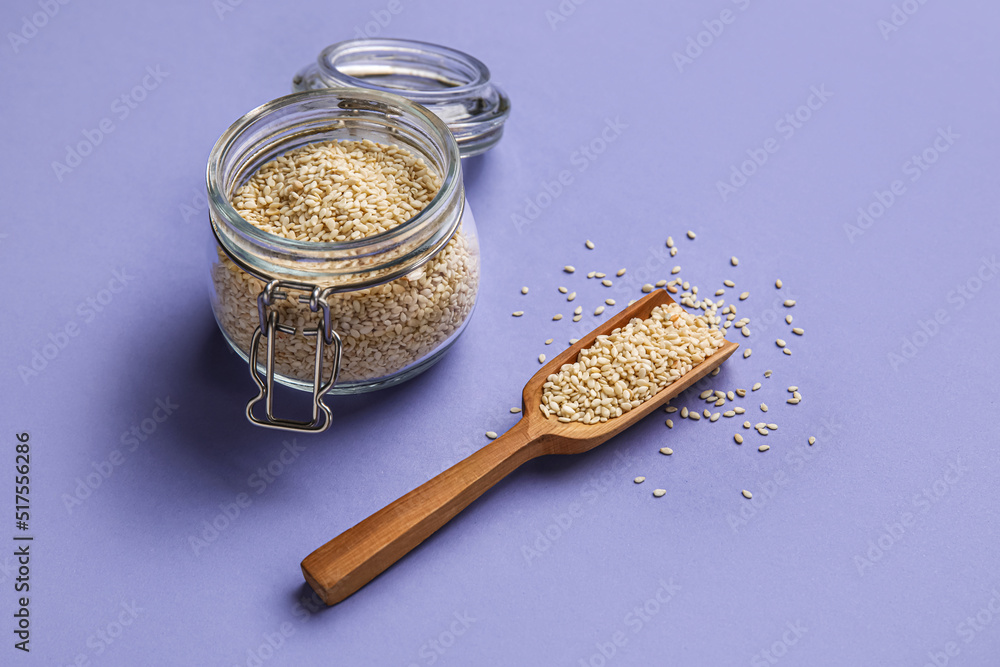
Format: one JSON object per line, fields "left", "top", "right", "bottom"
{"left": 293, "top": 38, "right": 510, "bottom": 158}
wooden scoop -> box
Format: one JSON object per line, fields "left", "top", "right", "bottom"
{"left": 301, "top": 289, "right": 739, "bottom": 605}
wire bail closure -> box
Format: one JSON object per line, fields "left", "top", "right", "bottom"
{"left": 246, "top": 280, "right": 341, "bottom": 432}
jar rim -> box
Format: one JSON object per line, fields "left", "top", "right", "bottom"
{"left": 206, "top": 87, "right": 462, "bottom": 259}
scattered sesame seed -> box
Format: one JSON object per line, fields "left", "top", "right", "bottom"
{"left": 787, "top": 398, "right": 800, "bottom": 404}
{"left": 595, "top": 272, "right": 606, "bottom": 278}
{"left": 787, "top": 386, "right": 798, "bottom": 392}
{"left": 734, "top": 407, "right": 745, "bottom": 414}
{"left": 553, "top": 314, "right": 563, "bottom": 321}
{"left": 710, "top": 413, "right": 720, "bottom": 422}
{"left": 775, "top": 279, "right": 782, "bottom": 289}
{"left": 486, "top": 431, "right": 498, "bottom": 439}
{"left": 670, "top": 248, "right": 677, "bottom": 256}
{"left": 568, "top": 292, "right": 577, "bottom": 301}
{"left": 764, "top": 370, "right": 772, "bottom": 378}
{"left": 681, "top": 407, "right": 689, "bottom": 418}
{"left": 665, "top": 419, "right": 674, "bottom": 429}
{"left": 573, "top": 315, "right": 582, "bottom": 322}
{"left": 574, "top": 306, "right": 582, "bottom": 315}
{"left": 666, "top": 236, "right": 674, "bottom": 248}
{"left": 741, "top": 326, "right": 750, "bottom": 337}
{"left": 808, "top": 436, "right": 816, "bottom": 445}
{"left": 634, "top": 476, "right": 645, "bottom": 484}
{"left": 587, "top": 271, "right": 596, "bottom": 278}
{"left": 703, "top": 409, "right": 711, "bottom": 418}
{"left": 743, "top": 349, "right": 752, "bottom": 359}
{"left": 760, "top": 403, "right": 768, "bottom": 412}
{"left": 752, "top": 382, "right": 762, "bottom": 391}
{"left": 743, "top": 421, "right": 751, "bottom": 429}
{"left": 786, "top": 315, "right": 793, "bottom": 324}
{"left": 686, "top": 230, "right": 696, "bottom": 239}
{"left": 665, "top": 406, "right": 678, "bottom": 413}
{"left": 617, "top": 268, "right": 627, "bottom": 277}
{"left": 564, "top": 265, "right": 575, "bottom": 273}
{"left": 724, "top": 410, "right": 736, "bottom": 418}
{"left": 671, "top": 266, "right": 681, "bottom": 274}
{"left": 758, "top": 445, "right": 770, "bottom": 452}
{"left": 653, "top": 489, "right": 666, "bottom": 497}
{"left": 742, "top": 489, "right": 753, "bottom": 499}
{"left": 724, "top": 279, "right": 735, "bottom": 288}
{"left": 776, "top": 338, "right": 786, "bottom": 348}
{"left": 653, "top": 280, "right": 665, "bottom": 288}
{"left": 736, "top": 389, "right": 746, "bottom": 397}
{"left": 689, "top": 412, "right": 701, "bottom": 421}
{"left": 715, "top": 399, "right": 725, "bottom": 407}
{"left": 606, "top": 299, "right": 616, "bottom": 306}
{"left": 521, "top": 286, "right": 529, "bottom": 294}
{"left": 602, "top": 280, "right": 613, "bottom": 287}
{"left": 739, "top": 292, "right": 749, "bottom": 301}
{"left": 510, "top": 407, "right": 521, "bottom": 413}
{"left": 545, "top": 338, "right": 553, "bottom": 345}
{"left": 766, "top": 423, "right": 778, "bottom": 430}
{"left": 641, "top": 284, "right": 653, "bottom": 293}
{"left": 660, "top": 447, "right": 673, "bottom": 455}
{"left": 512, "top": 311, "right": 524, "bottom": 317}
{"left": 538, "top": 354, "right": 546, "bottom": 363}
{"left": 792, "top": 327, "right": 804, "bottom": 335}
{"left": 585, "top": 239, "right": 595, "bottom": 249}
{"left": 666, "top": 285, "right": 677, "bottom": 293}
{"left": 735, "top": 434, "right": 744, "bottom": 444}
{"left": 784, "top": 300, "right": 796, "bottom": 307}
{"left": 558, "top": 286, "right": 568, "bottom": 294}
{"left": 594, "top": 306, "right": 605, "bottom": 315}
{"left": 731, "top": 256, "right": 739, "bottom": 266}
{"left": 715, "top": 289, "right": 725, "bottom": 296}
{"left": 569, "top": 338, "right": 579, "bottom": 344}
{"left": 783, "top": 348, "right": 792, "bottom": 355}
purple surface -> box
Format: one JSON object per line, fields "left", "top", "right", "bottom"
{"left": 2, "top": 0, "right": 999, "bottom": 665}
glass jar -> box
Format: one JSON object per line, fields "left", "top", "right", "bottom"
{"left": 206, "top": 88, "right": 479, "bottom": 432}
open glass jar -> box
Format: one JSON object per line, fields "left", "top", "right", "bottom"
{"left": 206, "top": 88, "right": 479, "bottom": 432}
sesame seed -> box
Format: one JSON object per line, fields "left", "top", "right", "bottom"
{"left": 660, "top": 447, "right": 673, "bottom": 455}
{"left": 670, "top": 248, "right": 677, "bottom": 256}
{"left": 784, "top": 300, "right": 796, "bottom": 307}
{"left": 655, "top": 280, "right": 667, "bottom": 288}
{"left": 486, "top": 431, "right": 498, "bottom": 439}
{"left": 538, "top": 354, "right": 546, "bottom": 363}
{"left": 602, "top": 280, "right": 613, "bottom": 287}
{"left": 743, "top": 349, "right": 752, "bottom": 359}
{"left": 594, "top": 306, "right": 605, "bottom": 315}
{"left": 587, "top": 271, "right": 596, "bottom": 278}
{"left": 681, "top": 407, "right": 689, "bottom": 418}
{"left": 699, "top": 390, "right": 712, "bottom": 399}
{"left": 568, "top": 292, "right": 577, "bottom": 301}
{"left": 553, "top": 314, "right": 563, "bottom": 321}
{"left": 741, "top": 326, "right": 750, "bottom": 337}
{"left": 513, "top": 311, "right": 524, "bottom": 317}
{"left": 786, "top": 315, "right": 793, "bottom": 324}
{"left": 573, "top": 315, "right": 582, "bottom": 322}
{"left": 564, "top": 265, "right": 576, "bottom": 274}
{"left": 724, "top": 410, "right": 736, "bottom": 418}
{"left": 787, "top": 386, "right": 798, "bottom": 392}
{"left": 758, "top": 445, "right": 770, "bottom": 452}
{"left": 734, "top": 407, "right": 745, "bottom": 414}
{"left": 653, "top": 489, "right": 666, "bottom": 497}
{"left": 715, "top": 289, "right": 725, "bottom": 296}
{"left": 634, "top": 476, "right": 646, "bottom": 484}
{"left": 783, "top": 348, "right": 791, "bottom": 355}
{"left": 766, "top": 423, "right": 778, "bottom": 430}
{"left": 510, "top": 407, "right": 521, "bottom": 413}
{"left": 671, "top": 266, "right": 681, "bottom": 274}
{"left": 703, "top": 409, "right": 711, "bottom": 418}
{"left": 710, "top": 413, "right": 720, "bottom": 422}
{"left": 616, "top": 268, "right": 627, "bottom": 277}
{"left": 739, "top": 292, "right": 749, "bottom": 301}
{"left": 689, "top": 412, "right": 701, "bottom": 421}
{"left": 574, "top": 306, "right": 582, "bottom": 315}
{"left": 585, "top": 240, "right": 595, "bottom": 249}
{"left": 743, "top": 421, "right": 751, "bottom": 428}
{"left": 808, "top": 436, "right": 816, "bottom": 445}
{"left": 742, "top": 489, "right": 753, "bottom": 499}
{"left": 715, "top": 399, "right": 725, "bottom": 407}
{"left": 724, "top": 279, "right": 735, "bottom": 287}
{"left": 776, "top": 339, "right": 786, "bottom": 348}
{"left": 752, "top": 383, "right": 761, "bottom": 391}
{"left": 764, "top": 370, "right": 772, "bottom": 378}
{"left": 606, "top": 299, "right": 616, "bottom": 306}
{"left": 760, "top": 403, "right": 768, "bottom": 412}
{"left": 545, "top": 338, "right": 553, "bottom": 345}
{"left": 665, "top": 419, "right": 674, "bottom": 428}
{"left": 787, "top": 398, "right": 800, "bottom": 404}
{"left": 558, "top": 286, "right": 568, "bottom": 294}
{"left": 666, "top": 285, "right": 677, "bottom": 293}
{"left": 595, "top": 272, "right": 606, "bottom": 278}
{"left": 792, "top": 327, "right": 804, "bottom": 335}
{"left": 686, "top": 230, "right": 696, "bottom": 239}
{"left": 731, "top": 256, "right": 739, "bottom": 266}
{"left": 665, "top": 406, "right": 678, "bottom": 413}
{"left": 521, "top": 286, "right": 529, "bottom": 294}
{"left": 641, "top": 284, "right": 653, "bottom": 293}
{"left": 775, "top": 279, "right": 782, "bottom": 288}
{"left": 569, "top": 338, "right": 579, "bottom": 344}
{"left": 666, "top": 236, "right": 674, "bottom": 248}
{"left": 735, "top": 434, "right": 744, "bottom": 444}
{"left": 736, "top": 389, "right": 747, "bottom": 397}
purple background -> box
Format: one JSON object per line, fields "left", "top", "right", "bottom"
{"left": 2, "top": 0, "right": 999, "bottom": 665}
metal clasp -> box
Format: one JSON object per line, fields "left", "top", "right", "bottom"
{"left": 246, "top": 280, "right": 342, "bottom": 432}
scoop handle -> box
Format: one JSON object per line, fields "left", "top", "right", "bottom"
{"left": 301, "top": 419, "right": 535, "bottom": 605}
